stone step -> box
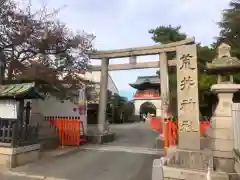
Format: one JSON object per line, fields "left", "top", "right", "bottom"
{"left": 163, "top": 165, "right": 229, "bottom": 180}
{"left": 80, "top": 145, "right": 164, "bottom": 155}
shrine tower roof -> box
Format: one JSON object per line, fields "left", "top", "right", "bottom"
{"left": 129, "top": 76, "right": 160, "bottom": 90}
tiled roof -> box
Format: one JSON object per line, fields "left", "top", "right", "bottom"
{"left": 0, "top": 83, "right": 42, "bottom": 99}
{"left": 130, "top": 76, "right": 160, "bottom": 85}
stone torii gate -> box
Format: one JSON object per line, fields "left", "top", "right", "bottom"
{"left": 89, "top": 38, "right": 200, "bottom": 146}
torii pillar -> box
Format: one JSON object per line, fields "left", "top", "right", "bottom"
{"left": 160, "top": 52, "right": 170, "bottom": 131}
{"left": 98, "top": 58, "right": 109, "bottom": 132}
{"left": 88, "top": 58, "right": 115, "bottom": 144}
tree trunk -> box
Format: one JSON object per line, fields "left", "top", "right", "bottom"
{"left": 7, "top": 62, "right": 13, "bottom": 80}
{"left": 0, "top": 51, "right": 6, "bottom": 84}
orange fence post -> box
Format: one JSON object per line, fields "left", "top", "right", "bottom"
{"left": 200, "top": 121, "right": 210, "bottom": 136}
{"left": 168, "top": 121, "right": 172, "bottom": 147}
{"left": 159, "top": 118, "right": 162, "bottom": 134}
{"left": 148, "top": 116, "right": 162, "bottom": 133}
{"left": 76, "top": 117, "right": 81, "bottom": 145}
{"left": 65, "top": 117, "right": 70, "bottom": 145}
{"left": 172, "top": 121, "right": 178, "bottom": 146}
{"left": 164, "top": 119, "right": 178, "bottom": 153}
{"left": 60, "top": 117, "right": 64, "bottom": 145}
{"left": 164, "top": 120, "right": 169, "bottom": 153}
{"left": 72, "top": 118, "right": 76, "bottom": 145}
{"left": 62, "top": 117, "right": 66, "bottom": 145}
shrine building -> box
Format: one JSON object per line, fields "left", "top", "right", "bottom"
{"left": 129, "top": 76, "right": 161, "bottom": 118}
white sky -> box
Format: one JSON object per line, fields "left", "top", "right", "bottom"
{"left": 27, "top": 0, "right": 230, "bottom": 97}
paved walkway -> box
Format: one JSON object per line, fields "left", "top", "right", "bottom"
{"left": 2, "top": 123, "right": 164, "bottom": 180}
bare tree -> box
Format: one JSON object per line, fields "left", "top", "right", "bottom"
{"left": 0, "top": 0, "right": 95, "bottom": 81}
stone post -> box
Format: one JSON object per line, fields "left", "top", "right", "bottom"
{"left": 97, "top": 58, "right": 109, "bottom": 133}
{"left": 176, "top": 44, "right": 200, "bottom": 150}
{"left": 208, "top": 84, "right": 240, "bottom": 173}
{"left": 160, "top": 52, "right": 169, "bottom": 133}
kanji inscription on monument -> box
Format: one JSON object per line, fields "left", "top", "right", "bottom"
{"left": 180, "top": 76, "right": 195, "bottom": 90}
{"left": 177, "top": 44, "right": 200, "bottom": 150}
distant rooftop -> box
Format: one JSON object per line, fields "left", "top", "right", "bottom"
{"left": 129, "top": 76, "right": 160, "bottom": 90}
{"left": 131, "top": 76, "right": 160, "bottom": 84}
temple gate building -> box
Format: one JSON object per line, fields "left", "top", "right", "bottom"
{"left": 129, "top": 75, "right": 161, "bottom": 118}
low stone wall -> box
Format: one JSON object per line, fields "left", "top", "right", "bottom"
{"left": 166, "top": 147, "right": 213, "bottom": 170}
{"left": 38, "top": 118, "right": 59, "bottom": 150}
{"left": 152, "top": 159, "right": 229, "bottom": 180}
{"left": 234, "top": 161, "right": 240, "bottom": 180}
{"left": 162, "top": 165, "right": 229, "bottom": 180}
{"left": 0, "top": 144, "right": 40, "bottom": 169}
{"left": 233, "top": 151, "right": 240, "bottom": 180}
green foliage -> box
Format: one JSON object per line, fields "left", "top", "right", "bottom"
{"left": 218, "top": 0, "right": 240, "bottom": 84}
{"left": 197, "top": 45, "right": 216, "bottom": 72}
{"left": 108, "top": 94, "right": 127, "bottom": 108}
{"left": 107, "top": 94, "right": 127, "bottom": 123}
{"left": 121, "top": 101, "right": 135, "bottom": 122}
{"left": 198, "top": 74, "right": 217, "bottom": 90}
{"left": 107, "top": 94, "right": 135, "bottom": 123}
{"left": 218, "top": 0, "right": 240, "bottom": 59}
{"left": 149, "top": 25, "right": 187, "bottom": 44}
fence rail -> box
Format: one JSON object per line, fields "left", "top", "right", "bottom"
{"left": 232, "top": 103, "right": 240, "bottom": 153}
{"left": 0, "top": 118, "right": 39, "bottom": 147}
{"left": 45, "top": 116, "right": 87, "bottom": 146}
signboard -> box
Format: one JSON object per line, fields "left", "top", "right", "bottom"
{"left": 0, "top": 100, "right": 18, "bottom": 119}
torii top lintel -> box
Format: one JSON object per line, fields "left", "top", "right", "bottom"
{"left": 90, "top": 38, "right": 195, "bottom": 59}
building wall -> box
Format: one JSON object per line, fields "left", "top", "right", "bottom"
{"left": 82, "top": 71, "right": 119, "bottom": 94}
{"left": 35, "top": 95, "right": 87, "bottom": 133}
{"left": 30, "top": 99, "right": 56, "bottom": 141}
{"left": 133, "top": 98, "right": 162, "bottom": 117}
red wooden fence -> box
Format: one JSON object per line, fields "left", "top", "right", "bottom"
{"left": 45, "top": 116, "right": 87, "bottom": 146}
{"left": 147, "top": 116, "right": 210, "bottom": 151}
{"left": 149, "top": 117, "right": 163, "bottom": 133}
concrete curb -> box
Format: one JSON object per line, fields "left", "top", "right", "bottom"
{"left": 79, "top": 145, "right": 165, "bottom": 155}
{"left": 0, "top": 147, "right": 81, "bottom": 179}
{"left": 2, "top": 171, "right": 69, "bottom": 180}
{"left": 40, "top": 147, "right": 81, "bottom": 160}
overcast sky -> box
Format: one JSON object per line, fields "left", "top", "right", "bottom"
{"left": 28, "top": 0, "right": 230, "bottom": 98}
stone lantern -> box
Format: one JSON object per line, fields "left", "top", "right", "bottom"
{"left": 206, "top": 43, "right": 240, "bottom": 173}
{"left": 206, "top": 43, "right": 240, "bottom": 83}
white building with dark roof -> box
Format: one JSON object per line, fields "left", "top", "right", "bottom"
{"left": 129, "top": 75, "right": 161, "bottom": 117}
{"left": 78, "top": 71, "right": 119, "bottom": 95}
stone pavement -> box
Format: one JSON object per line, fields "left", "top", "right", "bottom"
{"left": 1, "top": 123, "right": 164, "bottom": 180}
